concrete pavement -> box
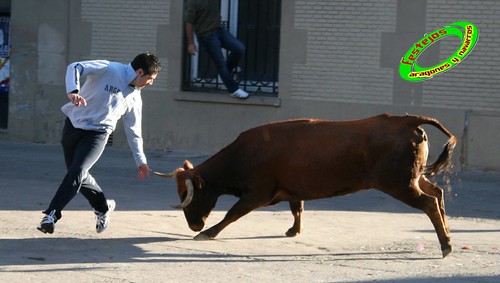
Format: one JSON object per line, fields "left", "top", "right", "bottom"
{"left": 0, "top": 141, "right": 498, "bottom": 282}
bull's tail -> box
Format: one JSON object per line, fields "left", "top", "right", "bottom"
{"left": 415, "top": 116, "right": 457, "bottom": 176}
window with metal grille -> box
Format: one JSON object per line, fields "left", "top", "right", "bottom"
{"left": 182, "top": 0, "right": 281, "bottom": 97}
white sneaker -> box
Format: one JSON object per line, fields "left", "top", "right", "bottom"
{"left": 230, "top": 89, "right": 249, "bottom": 99}
{"left": 95, "top": 199, "right": 116, "bottom": 233}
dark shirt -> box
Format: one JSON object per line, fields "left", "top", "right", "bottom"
{"left": 184, "top": 0, "right": 221, "bottom": 37}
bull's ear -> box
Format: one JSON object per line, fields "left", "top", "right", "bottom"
{"left": 183, "top": 160, "right": 194, "bottom": 170}
{"left": 196, "top": 175, "right": 204, "bottom": 189}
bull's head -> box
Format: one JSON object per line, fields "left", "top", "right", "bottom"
{"left": 154, "top": 160, "right": 215, "bottom": 232}
{"left": 154, "top": 163, "right": 194, "bottom": 209}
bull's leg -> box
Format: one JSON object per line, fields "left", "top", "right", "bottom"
{"left": 194, "top": 198, "right": 264, "bottom": 240}
{"left": 286, "top": 200, "right": 304, "bottom": 237}
{"left": 382, "top": 183, "right": 452, "bottom": 258}
{"left": 419, "top": 176, "right": 449, "bottom": 234}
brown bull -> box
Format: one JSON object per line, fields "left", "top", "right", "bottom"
{"left": 155, "top": 114, "right": 457, "bottom": 258}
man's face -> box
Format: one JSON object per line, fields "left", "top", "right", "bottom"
{"left": 134, "top": 69, "right": 158, "bottom": 89}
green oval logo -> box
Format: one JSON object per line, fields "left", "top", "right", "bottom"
{"left": 399, "top": 21, "right": 478, "bottom": 82}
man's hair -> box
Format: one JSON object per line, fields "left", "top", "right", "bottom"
{"left": 131, "top": 52, "right": 161, "bottom": 75}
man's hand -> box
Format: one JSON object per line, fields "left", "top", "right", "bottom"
{"left": 67, "top": 92, "right": 87, "bottom": 107}
{"left": 187, "top": 42, "right": 198, "bottom": 55}
{"left": 138, "top": 164, "right": 151, "bottom": 180}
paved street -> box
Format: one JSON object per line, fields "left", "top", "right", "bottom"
{"left": 0, "top": 141, "right": 498, "bottom": 282}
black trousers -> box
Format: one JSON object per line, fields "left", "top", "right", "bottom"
{"left": 43, "top": 118, "right": 110, "bottom": 220}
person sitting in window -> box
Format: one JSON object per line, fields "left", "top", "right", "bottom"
{"left": 184, "top": 0, "right": 249, "bottom": 99}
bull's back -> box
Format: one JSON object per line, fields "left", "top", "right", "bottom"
{"left": 227, "top": 114, "right": 426, "bottom": 199}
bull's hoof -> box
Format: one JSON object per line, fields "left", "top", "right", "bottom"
{"left": 194, "top": 233, "right": 213, "bottom": 241}
{"left": 442, "top": 246, "right": 453, "bottom": 258}
{"left": 285, "top": 228, "right": 301, "bottom": 237}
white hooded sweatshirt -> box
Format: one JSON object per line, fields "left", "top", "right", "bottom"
{"left": 61, "top": 60, "right": 147, "bottom": 166}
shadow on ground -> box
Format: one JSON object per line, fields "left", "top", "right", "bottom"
{"left": 1, "top": 141, "right": 498, "bottom": 219}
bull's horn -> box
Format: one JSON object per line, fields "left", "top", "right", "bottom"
{"left": 171, "top": 179, "right": 194, "bottom": 209}
{"left": 153, "top": 171, "right": 176, "bottom": 178}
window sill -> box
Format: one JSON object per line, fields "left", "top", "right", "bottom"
{"left": 174, "top": 91, "right": 281, "bottom": 107}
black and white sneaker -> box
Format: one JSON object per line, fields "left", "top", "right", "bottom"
{"left": 95, "top": 199, "right": 116, "bottom": 233}
{"left": 37, "top": 210, "right": 56, "bottom": 234}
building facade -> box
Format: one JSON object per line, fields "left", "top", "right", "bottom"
{"left": 3, "top": 0, "right": 500, "bottom": 171}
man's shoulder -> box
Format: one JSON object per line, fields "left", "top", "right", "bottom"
{"left": 106, "top": 61, "right": 129, "bottom": 73}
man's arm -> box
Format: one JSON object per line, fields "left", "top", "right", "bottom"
{"left": 186, "top": 22, "right": 198, "bottom": 55}
{"left": 65, "top": 60, "right": 110, "bottom": 107}
{"left": 122, "top": 97, "right": 151, "bottom": 180}
{"left": 65, "top": 63, "right": 87, "bottom": 107}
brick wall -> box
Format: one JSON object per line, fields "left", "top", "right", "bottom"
{"left": 291, "top": 0, "right": 500, "bottom": 113}
{"left": 80, "top": 0, "right": 170, "bottom": 90}
{"left": 292, "top": 0, "right": 396, "bottom": 104}
{"left": 424, "top": 0, "right": 500, "bottom": 112}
